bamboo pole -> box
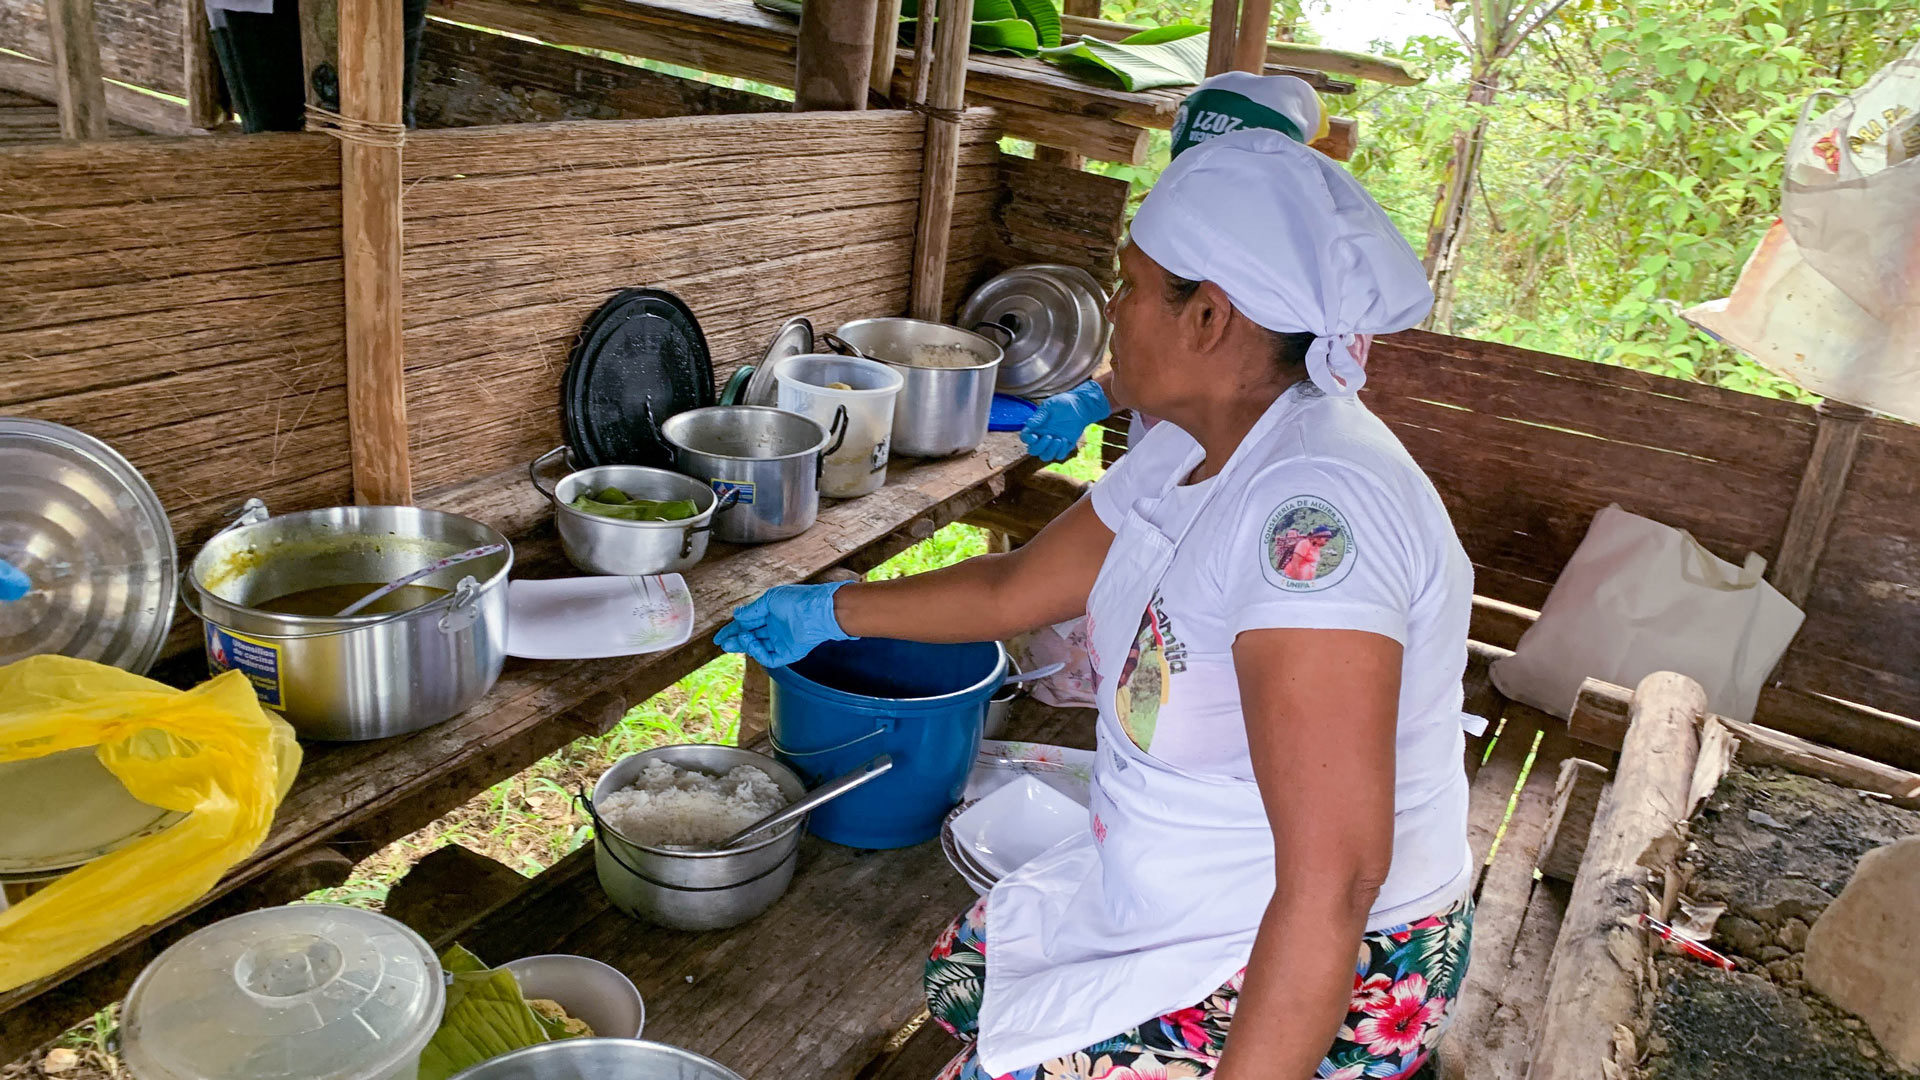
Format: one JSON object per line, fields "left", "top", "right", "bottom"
{"left": 907, "top": 0, "right": 974, "bottom": 321}
{"left": 1231, "top": 0, "right": 1272, "bottom": 73}
{"left": 797, "top": 0, "right": 878, "bottom": 110}
{"left": 1529, "top": 671, "right": 1706, "bottom": 1080}
{"left": 47, "top": 0, "right": 107, "bottom": 139}
{"left": 338, "top": 0, "right": 412, "bottom": 505}
{"left": 1205, "top": 0, "right": 1238, "bottom": 76}
{"left": 869, "top": 0, "right": 902, "bottom": 102}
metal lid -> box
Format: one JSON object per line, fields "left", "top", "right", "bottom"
{"left": 0, "top": 746, "right": 185, "bottom": 881}
{"left": 960, "top": 265, "right": 1110, "bottom": 398}
{"left": 122, "top": 904, "right": 444, "bottom": 1080}
{"left": 0, "top": 418, "right": 177, "bottom": 674}
{"left": 562, "top": 290, "right": 715, "bottom": 470}
{"left": 745, "top": 317, "right": 813, "bottom": 406}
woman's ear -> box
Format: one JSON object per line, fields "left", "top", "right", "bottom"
{"left": 1184, "top": 280, "right": 1236, "bottom": 353}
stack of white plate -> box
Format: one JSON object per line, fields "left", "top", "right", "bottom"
{"left": 939, "top": 775, "right": 1088, "bottom": 896}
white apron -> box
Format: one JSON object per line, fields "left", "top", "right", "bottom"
{"left": 977, "top": 395, "right": 1298, "bottom": 1075}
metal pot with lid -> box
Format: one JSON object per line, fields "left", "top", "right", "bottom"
{"left": 183, "top": 501, "right": 512, "bottom": 742}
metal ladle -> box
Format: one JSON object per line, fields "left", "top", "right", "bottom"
{"left": 334, "top": 543, "right": 507, "bottom": 617}
{"left": 716, "top": 754, "right": 894, "bottom": 849}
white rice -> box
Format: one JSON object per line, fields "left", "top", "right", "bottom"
{"left": 902, "top": 343, "right": 986, "bottom": 369}
{"left": 597, "top": 759, "right": 788, "bottom": 848}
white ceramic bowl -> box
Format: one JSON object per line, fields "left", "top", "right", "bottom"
{"left": 504, "top": 955, "right": 645, "bottom": 1039}
{"left": 950, "top": 774, "right": 1088, "bottom": 880}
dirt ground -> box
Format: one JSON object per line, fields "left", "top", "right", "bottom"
{"left": 1640, "top": 764, "right": 1920, "bottom": 1080}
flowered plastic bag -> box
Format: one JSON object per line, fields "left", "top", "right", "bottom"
{"left": 1008, "top": 618, "right": 1097, "bottom": 709}
{"left": 0, "top": 656, "right": 300, "bottom": 991}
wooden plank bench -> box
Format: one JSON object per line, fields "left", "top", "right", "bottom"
{"left": 0, "top": 434, "right": 1039, "bottom": 1060}
{"left": 384, "top": 696, "right": 1100, "bottom": 1080}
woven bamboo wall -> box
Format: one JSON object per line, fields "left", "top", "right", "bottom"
{"left": 398, "top": 109, "right": 1007, "bottom": 493}
{"left": 0, "top": 133, "right": 351, "bottom": 551}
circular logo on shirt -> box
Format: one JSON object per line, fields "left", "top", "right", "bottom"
{"left": 1261, "top": 496, "right": 1354, "bottom": 592}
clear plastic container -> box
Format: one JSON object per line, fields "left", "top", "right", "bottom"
{"left": 122, "top": 904, "right": 444, "bottom": 1080}
{"left": 773, "top": 354, "right": 903, "bottom": 498}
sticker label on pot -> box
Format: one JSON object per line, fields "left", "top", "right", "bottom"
{"left": 713, "top": 479, "right": 755, "bottom": 506}
{"left": 206, "top": 624, "right": 284, "bottom": 710}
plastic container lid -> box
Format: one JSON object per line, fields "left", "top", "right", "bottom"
{"left": 989, "top": 394, "right": 1039, "bottom": 432}
{"left": 122, "top": 904, "right": 445, "bottom": 1080}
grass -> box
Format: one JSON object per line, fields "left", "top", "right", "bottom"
{"left": 2, "top": 433, "right": 1111, "bottom": 1080}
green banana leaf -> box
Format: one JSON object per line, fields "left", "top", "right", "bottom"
{"left": 763, "top": 0, "right": 1054, "bottom": 56}
{"left": 417, "top": 965, "right": 554, "bottom": 1080}
{"left": 1039, "top": 25, "right": 1209, "bottom": 91}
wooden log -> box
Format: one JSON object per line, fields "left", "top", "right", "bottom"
{"left": 183, "top": 0, "right": 227, "bottom": 129}
{"left": 1769, "top": 398, "right": 1872, "bottom": 608}
{"left": 870, "top": 0, "right": 903, "bottom": 100}
{"left": 0, "top": 52, "right": 188, "bottom": 134}
{"left": 1529, "top": 672, "right": 1705, "bottom": 1080}
{"left": 46, "top": 0, "right": 107, "bottom": 139}
{"left": 1311, "top": 114, "right": 1356, "bottom": 161}
{"left": 337, "top": 0, "right": 412, "bottom": 505}
{"left": 1535, "top": 758, "right": 1609, "bottom": 883}
{"left": 301, "top": 0, "right": 342, "bottom": 112}
{"left": 796, "top": 0, "right": 877, "bottom": 110}
{"left": 908, "top": 0, "right": 974, "bottom": 320}
{"left": 1231, "top": 0, "right": 1272, "bottom": 73}
{"left": 1205, "top": 0, "right": 1237, "bottom": 75}
{"left": 385, "top": 843, "right": 530, "bottom": 943}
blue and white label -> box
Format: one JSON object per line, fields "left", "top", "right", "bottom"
{"left": 713, "top": 479, "right": 756, "bottom": 506}
{"left": 206, "top": 624, "right": 284, "bottom": 709}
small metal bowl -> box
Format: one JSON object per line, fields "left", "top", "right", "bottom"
{"left": 530, "top": 447, "right": 727, "bottom": 576}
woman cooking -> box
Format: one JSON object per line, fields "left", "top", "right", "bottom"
{"left": 716, "top": 129, "right": 1477, "bottom": 1080}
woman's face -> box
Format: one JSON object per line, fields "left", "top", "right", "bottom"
{"left": 1104, "top": 243, "right": 1189, "bottom": 414}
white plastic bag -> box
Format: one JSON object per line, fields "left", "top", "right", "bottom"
{"left": 1491, "top": 505, "right": 1805, "bottom": 723}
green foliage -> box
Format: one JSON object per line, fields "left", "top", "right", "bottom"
{"left": 1040, "top": 25, "right": 1211, "bottom": 89}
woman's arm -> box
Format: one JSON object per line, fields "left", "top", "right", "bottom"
{"left": 833, "top": 496, "right": 1114, "bottom": 643}
{"left": 1212, "top": 627, "right": 1401, "bottom": 1080}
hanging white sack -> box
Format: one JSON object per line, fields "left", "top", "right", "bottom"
{"left": 1491, "top": 505, "right": 1805, "bottom": 723}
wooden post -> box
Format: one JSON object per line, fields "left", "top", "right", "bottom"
{"left": 1529, "top": 671, "right": 1705, "bottom": 1080}
{"left": 1205, "top": 0, "right": 1238, "bottom": 76}
{"left": 870, "top": 0, "right": 903, "bottom": 103}
{"left": 797, "top": 0, "right": 878, "bottom": 110}
{"left": 907, "top": 0, "right": 974, "bottom": 321}
{"left": 47, "top": 0, "right": 108, "bottom": 139}
{"left": 1230, "top": 0, "right": 1272, "bottom": 73}
{"left": 1769, "top": 398, "right": 1872, "bottom": 608}
{"left": 337, "top": 0, "right": 412, "bottom": 505}
{"left": 739, "top": 660, "right": 773, "bottom": 748}
{"left": 301, "top": 0, "right": 343, "bottom": 113}
{"left": 184, "top": 0, "right": 228, "bottom": 129}
{"left": 1033, "top": 0, "right": 1097, "bottom": 166}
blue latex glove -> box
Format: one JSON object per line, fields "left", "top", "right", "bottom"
{"left": 714, "top": 581, "right": 855, "bottom": 669}
{"left": 0, "top": 559, "right": 28, "bottom": 603}
{"left": 1020, "top": 379, "right": 1111, "bottom": 463}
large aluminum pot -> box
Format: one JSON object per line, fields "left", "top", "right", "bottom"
{"left": 183, "top": 500, "right": 512, "bottom": 742}
{"left": 529, "top": 447, "right": 733, "bottom": 575}
{"left": 832, "top": 318, "right": 1003, "bottom": 457}
{"left": 661, "top": 406, "right": 845, "bottom": 544}
{"left": 585, "top": 744, "right": 807, "bottom": 932}
{"left": 449, "top": 1039, "right": 745, "bottom": 1080}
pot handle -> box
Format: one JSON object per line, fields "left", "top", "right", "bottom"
{"left": 576, "top": 788, "right": 802, "bottom": 885}
{"left": 814, "top": 406, "right": 849, "bottom": 484}
{"left": 436, "top": 576, "right": 483, "bottom": 633}
{"left": 680, "top": 487, "right": 742, "bottom": 557}
{"left": 971, "top": 321, "right": 1016, "bottom": 349}
{"left": 820, "top": 332, "right": 864, "bottom": 358}
{"left": 529, "top": 446, "right": 570, "bottom": 502}
{"left": 768, "top": 714, "right": 894, "bottom": 758}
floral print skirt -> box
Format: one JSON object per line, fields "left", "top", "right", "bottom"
{"left": 923, "top": 892, "right": 1473, "bottom": 1080}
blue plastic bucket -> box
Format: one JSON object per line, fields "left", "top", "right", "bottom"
{"left": 769, "top": 638, "right": 1006, "bottom": 849}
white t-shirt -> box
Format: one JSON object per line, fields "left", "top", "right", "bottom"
{"left": 1088, "top": 383, "right": 1475, "bottom": 927}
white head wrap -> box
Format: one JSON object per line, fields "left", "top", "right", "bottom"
{"left": 1129, "top": 128, "right": 1433, "bottom": 396}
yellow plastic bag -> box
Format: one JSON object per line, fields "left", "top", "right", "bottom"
{"left": 0, "top": 655, "right": 300, "bottom": 991}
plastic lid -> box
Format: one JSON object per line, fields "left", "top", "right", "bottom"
{"left": 123, "top": 905, "right": 445, "bottom": 1080}
{"left": 989, "top": 394, "right": 1039, "bottom": 432}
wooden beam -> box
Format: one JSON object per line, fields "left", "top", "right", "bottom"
{"left": 962, "top": 470, "right": 1087, "bottom": 542}
{"left": 1534, "top": 758, "right": 1609, "bottom": 882}
{"left": 301, "top": 0, "right": 344, "bottom": 112}
{"left": 1231, "top": 0, "right": 1272, "bottom": 73}
{"left": 1311, "top": 115, "right": 1356, "bottom": 161}
{"left": 338, "top": 0, "right": 413, "bottom": 504}
{"left": 184, "top": 0, "right": 228, "bottom": 129}
{"left": 797, "top": 0, "right": 878, "bottom": 109}
{"left": 1769, "top": 398, "right": 1872, "bottom": 608}
{"left": 908, "top": 0, "right": 975, "bottom": 320}
{"left": 0, "top": 53, "right": 191, "bottom": 134}
{"left": 1530, "top": 672, "right": 1705, "bottom": 1080}
{"left": 1570, "top": 676, "right": 1920, "bottom": 809}
{"left": 870, "top": 0, "right": 903, "bottom": 101}
{"left": 1205, "top": 0, "right": 1238, "bottom": 75}
{"left": 46, "top": 0, "right": 108, "bottom": 139}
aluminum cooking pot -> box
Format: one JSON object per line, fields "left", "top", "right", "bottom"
{"left": 662, "top": 406, "right": 846, "bottom": 544}
{"left": 449, "top": 1039, "right": 746, "bottom": 1080}
{"left": 832, "top": 318, "right": 1004, "bottom": 458}
{"left": 183, "top": 500, "right": 512, "bottom": 742}
{"left": 530, "top": 447, "right": 735, "bottom": 576}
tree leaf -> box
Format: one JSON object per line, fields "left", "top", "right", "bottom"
{"left": 1038, "top": 25, "right": 1209, "bottom": 90}
{"left": 1006, "top": 0, "right": 1062, "bottom": 48}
